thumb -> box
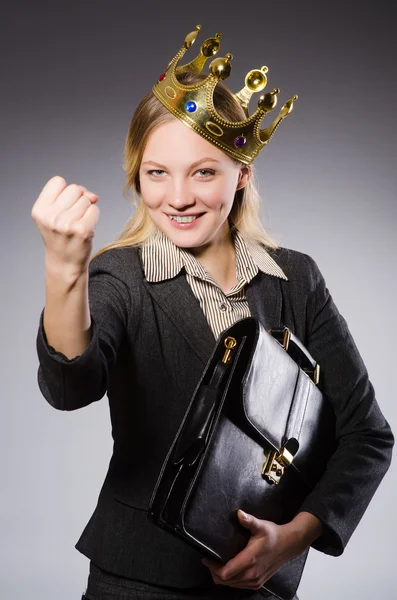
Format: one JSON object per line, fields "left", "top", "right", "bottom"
{"left": 237, "top": 509, "right": 261, "bottom": 534}
{"left": 85, "top": 191, "right": 99, "bottom": 202}
{"left": 80, "top": 186, "right": 99, "bottom": 202}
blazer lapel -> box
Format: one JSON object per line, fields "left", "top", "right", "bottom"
{"left": 143, "top": 272, "right": 217, "bottom": 366}
{"left": 246, "top": 271, "right": 283, "bottom": 331}
{"left": 143, "top": 270, "right": 283, "bottom": 366}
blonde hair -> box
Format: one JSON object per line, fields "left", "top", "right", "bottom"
{"left": 91, "top": 72, "right": 279, "bottom": 261}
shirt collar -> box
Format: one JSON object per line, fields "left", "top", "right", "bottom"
{"left": 140, "top": 229, "right": 288, "bottom": 283}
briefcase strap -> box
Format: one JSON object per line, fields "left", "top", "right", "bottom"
{"left": 269, "top": 327, "right": 320, "bottom": 385}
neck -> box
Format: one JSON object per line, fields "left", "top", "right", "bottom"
{"left": 188, "top": 223, "right": 237, "bottom": 293}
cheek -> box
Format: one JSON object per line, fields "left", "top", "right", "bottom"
{"left": 197, "top": 180, "right": 234, "bottom": 207}
{"left": 139, "top": 179, "right": 165, "bottom": 210}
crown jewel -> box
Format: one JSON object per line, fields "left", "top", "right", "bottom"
{"left": 152, "top": 25, "right": 298, "bottom": 164}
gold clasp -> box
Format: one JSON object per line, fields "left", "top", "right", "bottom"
{"left": 222, "top": 336, "right": 237, "bottom": 364}
{"left": 262, "top": 445, "right": 295, "bottom": 485}
{"left": 313, "top": 363, "right": 320, "bottom": 385}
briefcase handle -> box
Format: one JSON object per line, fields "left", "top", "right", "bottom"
{"left": 269, "top": 327, "right": 320, "bottom": 385}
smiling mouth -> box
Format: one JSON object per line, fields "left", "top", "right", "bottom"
{"left": 167, "top": 213, "right": 204, "bottom": 223}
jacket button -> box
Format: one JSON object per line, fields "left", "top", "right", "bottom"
{"left": 219, "top": 303, "right": 227, "bottom": 312}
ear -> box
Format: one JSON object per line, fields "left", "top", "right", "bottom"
{"left": 236, "top": 165, "right": 252, "bottom": 191}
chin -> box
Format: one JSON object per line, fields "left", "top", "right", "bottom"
{"left": 165, "top": 231, "right": 206, "bottom": 249}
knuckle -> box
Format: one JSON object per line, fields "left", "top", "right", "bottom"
{"left": 74, "top": 223, "right": 91, "bottom": 239}
{"left": 52, "top": 175, "right": 66, "bottom": 186}
{"left": 61, "top": 222, "right": 74, "bottom": 235}
{"left": 47, "top": 213, "right": 60, "bottom": 231}
{"left": 69, "top": 183, "right": 83, "bottom": 195}
{"left": 47, "top": 213, "right": 71, "bottom": 235}
{"left": 80, "top": 193, "right": 91, "bottom": 205}
{"left": 73, "top": 222, "right": 86, "bottom": 236}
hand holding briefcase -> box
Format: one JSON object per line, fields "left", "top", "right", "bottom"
{"left": 148, "top": 317, "right": 336, "bottom": 600}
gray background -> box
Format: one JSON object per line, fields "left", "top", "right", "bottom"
{"left": 1, "top": 1, "right": 396, "bottom": 598}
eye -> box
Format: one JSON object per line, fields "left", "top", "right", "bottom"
{"left": 195, "top": 169, "right": 215, "bottom": 177}
{"left": 147, "top": 169, "right": 166, "bottom": 176}
{"left": 146, "top": 168, "right": 215, "bottom": 178}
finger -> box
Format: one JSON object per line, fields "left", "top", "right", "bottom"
{"left": 206, "top": 561, "right": 257, "bottom": 586}
{"left": 202, "top": 559, "right": 246, "bottom": 583}
{"left": 208, "top": 568, "right": 259, "bottom": 589}
{"left": 76, "top": 202, "right": 100, "bottom": 236}
{"left": 204, "top": 546, "right": 258, "bottom": 581}
{"left": 86, "top": 191, "right": 99, "bottom": 202}
{"left": 217, "top": 569, "right": 256, "bottom": 585}
{"left": 54, "top": 183, "right": 96, "bottom": 211}
{"left": 35, "top": 175, "right": 67, "bottom": 208}
{"left": 55, "top": 193, "right": 93, "bottom": 227}
{"left": 55, "top": 202, "right": 99, "bottom": 240}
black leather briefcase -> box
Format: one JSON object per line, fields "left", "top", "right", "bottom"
{"left": 148, "top": 317, "right": 336, "bottom": 600}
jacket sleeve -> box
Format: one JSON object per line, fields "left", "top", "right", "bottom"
{"left": 297, "top": 254, "right": 394, "bottom": 556}
{"left": 36, "top": 249, "right": 133, "bottom": 411}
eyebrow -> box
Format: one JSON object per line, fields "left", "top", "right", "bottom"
{"left": 141, "top": 157, "right": 220, "bottom": 169}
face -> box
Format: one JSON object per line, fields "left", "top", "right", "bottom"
{"left": 138, "top": 117, "right": 251, "bottom": 251}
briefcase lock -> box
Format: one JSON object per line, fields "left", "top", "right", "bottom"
{"left": 262, "top": 443, "right": 296, "bottom": 485}
{"left": 222, "top": 336, "right": 237, "bottom": 364}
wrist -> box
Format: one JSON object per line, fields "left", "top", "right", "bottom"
{"left": 45, "top": 254, "right": 89, "bottom": 286}
{"left": 282, "top": 512, "right": 324, "bottom": 558}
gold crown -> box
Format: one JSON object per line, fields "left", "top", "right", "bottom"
{"left": 152, "top": 25, "right": 298, "bottom": 165}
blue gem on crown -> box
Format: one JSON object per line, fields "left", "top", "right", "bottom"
{"left": 185, "top": 101, "right": 197, "bottom": 113}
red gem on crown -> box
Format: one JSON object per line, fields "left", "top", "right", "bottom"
{"left": 158, "top": 73, "right": 166, "bottom": 82}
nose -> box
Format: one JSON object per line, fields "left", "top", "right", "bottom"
{"left": 167, "top": 177, "right": 195, "bottom": 210}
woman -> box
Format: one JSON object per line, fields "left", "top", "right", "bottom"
{"left": 32, "top": 26, "right": 394, "bottom": 600}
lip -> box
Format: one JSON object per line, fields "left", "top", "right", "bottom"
{"left": 166, "top": 213, "right": 205, "bottom": 217}
{"left": 166, "top": 212, "right": 205, "bottom": 229}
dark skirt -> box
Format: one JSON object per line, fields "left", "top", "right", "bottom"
{"left": 82, "top": 561, "right": 299, "bottom": 600}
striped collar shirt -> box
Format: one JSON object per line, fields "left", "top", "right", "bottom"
{"left": 141, "top": 229, "right": 288, "bottom": 340}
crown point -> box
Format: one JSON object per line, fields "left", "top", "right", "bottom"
{"left": 226, "top": 53, "right": 233, "bottom": 61}
{"left": 261, "top": 66, "right": 269, "bottom": 73}
{"left": 185, "top": 26, "right": 201, "bottom": 49}
{"left": 279, "top": 96, "right": 297, "bottom": 118}
{"left": 210, "top": 56, "right": 233, "bottom": 80}
{"left": 245, "top": 68, "right": 268, "bottom": 92}
{"left": 258, "top": 91, "right": 278, "bottom": 111}
{"left": 201, "top": 35, "right": 222, "bottom": 57}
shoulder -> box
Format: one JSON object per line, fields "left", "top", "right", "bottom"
{"left": 89, "top": 245, "right": 143, "bottom": 279}
{"left": 266, "top": 246, "right": 325, "bottom": 293}
{"left": 88, "top": 246, "right": 145, "bottom": 310}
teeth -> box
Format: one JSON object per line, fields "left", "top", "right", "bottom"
{"left": 169, "top": 215, "right": 199, "bottom": 223}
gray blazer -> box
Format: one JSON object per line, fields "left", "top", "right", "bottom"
{"left": 35, "top": 244, "right": 394, "bottom": 593}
